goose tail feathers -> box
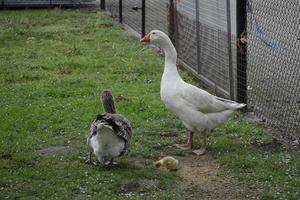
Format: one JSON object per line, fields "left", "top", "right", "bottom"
{"left": 215, "top": 96, "right": 246, "bottom": 109}
{"left": 230, "top": 103, "right": 246, "bottom": 109}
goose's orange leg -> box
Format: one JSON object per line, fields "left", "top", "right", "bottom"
{"left": 174, "top": 132, "right": 193, "bottom": 150}
{"left": 192, "top": 130, "right": 207, "bottom": 156}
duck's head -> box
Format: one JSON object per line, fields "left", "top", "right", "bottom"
{"left": 140, "top": 30, "right": 169, "bottom": 46}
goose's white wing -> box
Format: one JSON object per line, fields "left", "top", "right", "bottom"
{"left": 181, "top": 82, "right": 245, "bottom": 113}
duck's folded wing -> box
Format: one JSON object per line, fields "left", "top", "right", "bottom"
{"left": 104, "top": 113, "right": 132, "bottom": 148}
{"left": 88, "top": 114, "right": 106, "bottom": 137}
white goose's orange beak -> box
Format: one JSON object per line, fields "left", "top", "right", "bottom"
{"left": 140, "top": 33, "right": 151, "bottom": 43}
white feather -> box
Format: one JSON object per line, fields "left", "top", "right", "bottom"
{"left": 89, "top": 123, "right": 125, "bottom": 163}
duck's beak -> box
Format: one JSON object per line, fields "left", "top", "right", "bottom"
{"left": 140, "top": 33, "right": 151, "bottom": 43}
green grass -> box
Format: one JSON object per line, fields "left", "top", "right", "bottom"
{"left": 0, "top": 9, "right": 299, "bottom": 200}
{"left": 210, "top": 116, "right": 300, "bottom": 199}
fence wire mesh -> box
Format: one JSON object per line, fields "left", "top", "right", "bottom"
{"left": 246, "top": 0, "right": 300, "bottom": 143}
{"left": 106, "top": 0, "right": 119, "bottom": 18}
{"left": 176, "top": 6, "right": 198, "bottom": 72}
{"left": 104, "top": 0, "right": 300, "bottom": 147}
{"left": 145, "top": 0, "right": 169, "bottom": 34}
{"left": 122, "top": 0, "right": 142, "bottom": 34}
{"left": 176, "top": 0, "right": 232, "bottom": 97}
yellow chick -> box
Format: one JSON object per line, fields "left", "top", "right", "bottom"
{"left": 154, "top": 156, "right": 179, "bottom": 171}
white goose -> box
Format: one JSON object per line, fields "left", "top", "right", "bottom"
{"left": 140, "top": 30, "right": 246, "bottom": 155}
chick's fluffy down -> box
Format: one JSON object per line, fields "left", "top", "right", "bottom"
{"left": 155, "top": 156, "right": 179, "bottom": 171}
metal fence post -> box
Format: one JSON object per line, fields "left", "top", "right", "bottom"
{"left": 119, "top": 0, "right": 122, "bottom": 23}
{"left": 195, "top": 0, "right": 201, "bottom": 74}
{"left": 100, "top": 0, "right": 105, "bottom": 10}
{"left": 226, "top": 0, "right": 234, "bottom": 100}
{"left": 141, "top": 0, "right": 146, "bottom": 37}
{"left": 236, "top": 0, "right": 247, "bottom": 104}
{"left": 173, "top": 0, "right": 178, "bottom": 49}
{"left": 168, "top": 0, "right": 175, "bottom": 44}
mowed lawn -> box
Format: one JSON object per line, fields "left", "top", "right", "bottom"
{"left": 0, "top": 9, "right": 299, "bottom": 200}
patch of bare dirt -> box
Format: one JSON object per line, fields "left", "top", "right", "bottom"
{"left": 252, "top": 139, "right": 281, "bottom": 153}
{"left": 119, "top": 179, "right": 162, "bottom": 197}
{"left": 175, "top": 155, "right": 261, "bottom": 200}
{"left": 37, "top": 146, "right": 74, "bottom": 156}
{"left": 121, "top": 154, "right": 261, "bottom": 199}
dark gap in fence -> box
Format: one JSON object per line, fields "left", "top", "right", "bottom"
{"left": 236, "top": 0, "right": 247, "bottom": 104}
{"left": 118, "top": 0, "right": 122, "bottom": 23}
{"left": 195, "top": 0, "right": 201, "bottom": 75}
{"left": 226, "top": 0, "right": 234, "bottom": 100}
{"left": 101, "top": 0, "right": 105, "bottom": 10}
{"left": 167, "top": 0, "right": 175, "bottom": 45}
{"left": 141, "top": 0, "right": 145, "bottom": 37}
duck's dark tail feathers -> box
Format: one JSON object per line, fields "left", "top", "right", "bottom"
{"left": 102, "top": 90, "right": 116, "bottom": 114}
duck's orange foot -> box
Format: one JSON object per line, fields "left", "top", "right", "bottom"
{"left": 173, "top": 143, "right": 192, "bottom": 150}
{"left": 192, "top": 148, "right": 206, "bottom": 156}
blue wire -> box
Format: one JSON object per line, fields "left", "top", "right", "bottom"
{"left": 246, "top": 0, "right": 285, "bottom": 50}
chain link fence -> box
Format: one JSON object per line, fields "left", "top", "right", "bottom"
{"left": 246, "top": 0, "right": 300, "bottom": 145}
{"left": 106, "top": 0, "right": 119, "bottom": 18}
{"left": 122, "top": 0, "right": 142, "bottom": 33}
{"left": 176, "top": 1, "right": 233, "bottom": 97}
{"left": 103, "top": 0, "right": 299, "bottom": 148}
{"left": 145, "top": 0, "right": 168, "bottom": 34}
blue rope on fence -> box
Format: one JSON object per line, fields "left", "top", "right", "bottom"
{"left": 247, "top": 0, "right": 286, "bottom": 50}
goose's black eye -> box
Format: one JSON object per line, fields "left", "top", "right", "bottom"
{"left": 152, "top": 32, "right": 156, "bottom": 35}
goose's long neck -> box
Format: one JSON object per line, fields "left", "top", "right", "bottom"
{"left": 160, "top": 39, "right": 181, "bottom": 81}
